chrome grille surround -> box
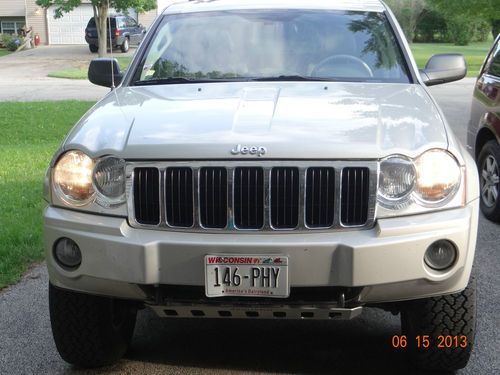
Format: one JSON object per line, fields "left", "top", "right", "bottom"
{"left": 126, "top": 160, "right": 378, "bottom": 232}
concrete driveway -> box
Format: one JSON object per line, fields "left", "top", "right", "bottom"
{"left": 0, "top": 45, "right": 135, "bottom": 101}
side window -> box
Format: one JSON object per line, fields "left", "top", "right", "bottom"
{"left": 127, "top": 17, "right": 137, "bottom": 27}
{"left": 117, "top": 18, "right": 126, "bottom": 28}
{"left": 485, "top": 41, "right": 500, "bottom": 78}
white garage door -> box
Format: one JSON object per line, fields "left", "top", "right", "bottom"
{"left": 48, "top": 6, "right": 139, "bottom": 45}
{"left": 48, "top": 5, "right": 94, "bottom": 45}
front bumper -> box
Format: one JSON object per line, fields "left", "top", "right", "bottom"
{"left": 44, "top": 199, "right": 479, "bottom": 305}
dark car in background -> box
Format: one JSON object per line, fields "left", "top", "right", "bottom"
{"left": 468, "top": 34, "right": 500, "bottom": 221}
{"left": 85, "top": 15, "right": 146, "bottom": 53}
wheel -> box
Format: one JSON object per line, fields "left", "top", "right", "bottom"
{"left": 400, "top": 275, "right": 476, "bottom": 372}
{"left": 121, "top": 38, "right": 129, "bottom": 53}
{"left": 89, "top": 44, "right": 98, "bottom": 53}
{"left": 311, "top": 54, "right": 373, "bottom": 78}
{"left": 478, "top": 140, "right": 500, "bottom": 222}
{"left": 49, "top": 283, "right": 137, "bottom": 368}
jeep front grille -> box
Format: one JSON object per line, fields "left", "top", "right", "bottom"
{"left": 127, "top": 161, "right": 377, "bottom": 232}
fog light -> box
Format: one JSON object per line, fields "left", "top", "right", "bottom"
{"left": 424, "top": 240, "right": 457, "bottom": 270}
{"left": 54, "top": 238, "right": 82, "bottom": 269}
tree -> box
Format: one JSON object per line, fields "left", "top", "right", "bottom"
{"left": 427, "top": 0, "right": 500, "bottom": 42}
{"left": 384, "top": 0, "right": 427, "bottom": 42}
{"left": 36, "top": 0, "right": 156, "bottom": 57}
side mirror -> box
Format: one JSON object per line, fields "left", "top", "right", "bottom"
{"left": 88, "top": 58, "right": 123, "bottom": 88}
{"left": 420, "top": 54, "right": 467, "bottom": 86}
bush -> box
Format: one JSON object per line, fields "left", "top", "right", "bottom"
{"left": 492, "top": 19, "right": 500, "bottom": 39}
{"left": 473, "top": 20, "right": 492, "bottom": 42}
{"left": 414, "top": 10, "right": 447, "bottom": 42}
{"left": 6, "top": 36, "right": 23, "bottom": 51}
{"left": 0, "top": 33, "right": 14, "bottom": 48}
{"left": 446, "top": 16, "right": 474, "bottom": 46}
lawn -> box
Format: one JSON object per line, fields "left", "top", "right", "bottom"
{"left": 48, "top": 56, "right": 131, "bottom": 80}
{"left": 0, "top": 101, "right": 95, "bottom": 289}
{"left": 0, "top": 48, "right": 12, "bottom": 57}
{"left": 410, "top": 41, "right": 492, "bottom": 77}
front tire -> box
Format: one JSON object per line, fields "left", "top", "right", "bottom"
{"left": 49, "top": 283, "right": 137, "bottom": 368}
{"left": 478, "top": 140, "right": 500, "bottom": 222}
{"left": 89, "top": 44, "right": 98, "bottom": 53}
{"left": 120, "top": 38, "right": 129, "bottom": 53}
{"left": 400, "top": 275, "right": 476, "bottom": 372}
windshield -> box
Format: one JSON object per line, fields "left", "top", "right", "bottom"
{"left": 133, "top": 10, "right": 411, "bottom": 84}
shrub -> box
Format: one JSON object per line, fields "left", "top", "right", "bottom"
{"left": 446, "top": 16, "right": 474, "bottom": 46}
{"left": 6, "top": 36, "right": 23, "bottom": 51}
{"left": 0, "top": 33, "right": 14, "bottom": 48}
{"left": 415, "top": 10, "right": 447, "bottom": 42}
{"left": 473, "top": 20, "right": 492, "bottom": 42}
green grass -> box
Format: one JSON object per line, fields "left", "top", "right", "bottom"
{"left": 0, "top": 48, "right": 12, "bottom": 57}
{"left": 0, "top": 101, "right": 95, "bottom": 289}
{"left": 410, "top": 41, "right": 492, "bottom": 77}
{"left": 48, "top": 56, "right": 132, "bottom": 80}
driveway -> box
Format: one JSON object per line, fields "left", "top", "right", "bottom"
{"left": 0, "top": 45, "right": 135, "bottom": 101}
{"left": 0, "top": 78, "right": 498, "bottom": 375}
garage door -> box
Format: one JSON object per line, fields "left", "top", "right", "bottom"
{"left": 47, "top": 6, "right": 139, "bottom": 45}
{"left": 48, "top": 4, "right": 94, "bottom": 44}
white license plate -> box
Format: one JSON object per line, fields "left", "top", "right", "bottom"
{"left": 205, "top": 255, "right": 289, "bottom": 298}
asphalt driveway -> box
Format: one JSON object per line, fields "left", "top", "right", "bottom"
{"left": 0, "top": 45, "right": 135, "bottom": 101}
{"left": 0, "top": 79, "right": 498, "bottom": 375}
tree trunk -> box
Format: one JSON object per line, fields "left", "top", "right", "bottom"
{"left": 92, "top": 5, "right": 100, "bottom": 47}
{"left": 97, "top": 5, "right": 108, "bottom": 58}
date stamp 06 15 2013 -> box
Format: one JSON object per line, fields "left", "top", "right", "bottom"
{"left": 392, "top": 335, "right": 468, "bottom": 349}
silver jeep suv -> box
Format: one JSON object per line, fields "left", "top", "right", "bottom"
{"left": 44, "top": 0, "right": 479, "bottom": 371}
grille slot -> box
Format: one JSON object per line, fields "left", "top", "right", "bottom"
{"left": 234, "top": 167, "right": 264, "bottom": 229}
{"left": 341, "top": 167, "right": 370, "bottom": 226}
{"left": 270, "top": 167, "right": 300, "bottom": 229}
{"left": 306, "top": 167, "right": 335, "bottom": 228}
{"left": 165, "top": 167, "right": 194, "bottom": 227}
{"left": 199, "top": 167, "right": 228, "bottom": 229}
{"left": 133, "top": 167, "right": 160, "bottom": 225}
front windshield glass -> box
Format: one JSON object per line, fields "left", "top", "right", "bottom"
{"left": 133, "top": 10, "right": 411, "bottom": 84}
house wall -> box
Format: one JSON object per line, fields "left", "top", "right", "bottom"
{"left": 138, "top": 10, "right": 158, "bottom": 29}
{"left": 0, "top": 0, "right": 25, "bottom": 18}
{"left": 25, "top": 1, "right": 48, "bottom": 45}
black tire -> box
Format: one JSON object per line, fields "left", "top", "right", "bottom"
{"left": 121, "top": 38, "right": 129, "bottom": 53}
{"left": 49, "top": 283, "right": 137, "bottom": 368}
{"left": 400, "top": 275, "right": 476, "bottom": 372}
{"left": 478, "top": 140, "right": 500, "bottom": 222}
{"left": 89, "top": 44, "right": 98, "bottom": 53}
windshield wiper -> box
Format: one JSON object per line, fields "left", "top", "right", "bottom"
{"left": 134, "top": 77, "right": 236, "bottom": 86}
{"left": 248, "top": 75, "right": 336, "bottom": 82}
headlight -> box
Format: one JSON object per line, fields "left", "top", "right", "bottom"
{"left": 378, "top": 156, "right": 415, "bottom": 209}
{"left": 93, "top": 157, "right": 126, "bottom": 207}
{"left": 377, "top": 149, "right": 461, "bottom": 211}
{"left": 53, "top": 150, "right": 95, "bottom": 205}
{"left": 414, "top": 150, "right": 461, "bottom": 204}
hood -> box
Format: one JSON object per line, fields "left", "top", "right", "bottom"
{"left": 63, "top": 82, "right": 448, "bottom": 160}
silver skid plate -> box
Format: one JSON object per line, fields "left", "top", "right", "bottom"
{"left": 150, "top": 304, "right": 363, "bottom": 320}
